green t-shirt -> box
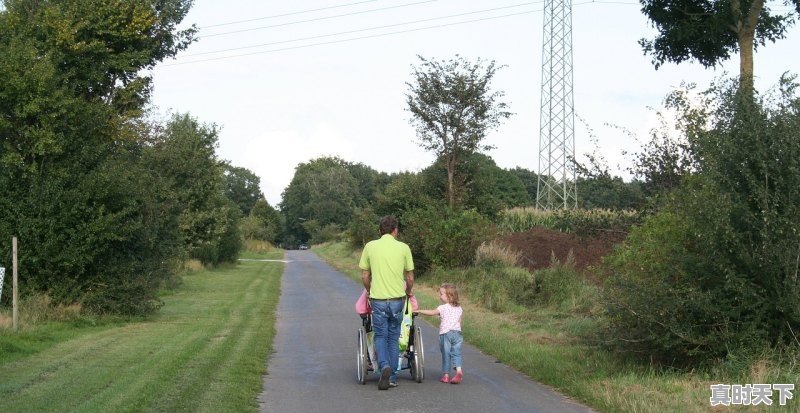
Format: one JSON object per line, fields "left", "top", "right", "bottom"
{"left": 358, "top": 234, "right": 414, "bottom": 299}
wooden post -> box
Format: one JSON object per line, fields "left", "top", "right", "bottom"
{"left": 13, "top": 236, "right": 18, "bottom": 330}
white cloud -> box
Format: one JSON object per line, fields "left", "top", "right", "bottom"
{"left": 236, "top": 123, "right": 357, "bottom": 206}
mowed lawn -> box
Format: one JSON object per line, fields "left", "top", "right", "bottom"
{"left": 0, "top": 251, "right": 283, "bottom": 413}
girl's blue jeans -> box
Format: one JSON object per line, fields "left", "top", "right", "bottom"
{"left": 439, "top": 330, "right": 463, "bottom": 374}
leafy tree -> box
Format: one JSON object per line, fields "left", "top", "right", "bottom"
{"left": 576, "top": 176, "right": 645, "bottom": 210}
{"left": 406, "top": 55, "right": 512, "bottom": 208}
{"left": 420, "top": 153, "right": 529, "bottom": 218}
{"left": 243, "top": 198, "right": 281, "bottom": 243}
{"left": 224, "top": 164, "right": 263, "bottom": 216}
{"left": 638, "top": 0, "right": 799, "bottom": 91}
{"left": 347, "top": 207, "right": 380, "bottom": 249}
{"left": 0, "top": 0, "right": 195, "bottom": 314}
{"left": 507, "top": 167, "right": 539, "bottom": 204}
{"left": 574, "top": 145, "right": 646, "bottom": 209}
{"left": 603, "top": 76, "right": 800, "bottom": 364}
{"left": 344, "top": 162, "right": 391, "bottom": 208}
{"left": 624, "top": 93, "right": 700, "bottom": 200}
{"left": 279, "top": 156, "right": 359, "bottom": 243}
{"left": 143, "top": 113, "right": 241, "bottom": 265}
{"left": 374, "top": 172, "right": 441, "bottom": 222}
{"left": 463, "top": 154, "right": 529, "bottom": 217}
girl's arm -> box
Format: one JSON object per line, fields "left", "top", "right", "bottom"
{"left": 417, "top": 309, "right": 439, "bottom": 316}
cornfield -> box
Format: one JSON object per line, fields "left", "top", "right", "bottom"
{"left": 499, "top": 207, "right": 641, "bottom": 235}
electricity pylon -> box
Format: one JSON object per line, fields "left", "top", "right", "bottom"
{"left": 536, "top": 0, "right": 577, "bottom": 210}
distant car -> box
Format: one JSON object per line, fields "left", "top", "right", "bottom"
{"left": 299, "top": 244, "right": 308, "bottom": 250}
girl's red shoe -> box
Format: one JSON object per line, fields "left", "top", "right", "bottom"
{"left": 439, "top": 375, "right": 450, "bottom": 383}
{"left": 450, "top": 371, "right": 463, "bottom": 384}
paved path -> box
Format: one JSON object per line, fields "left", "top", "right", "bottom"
{"left": 259, "top": 250, "right": 596, "bottom": 413}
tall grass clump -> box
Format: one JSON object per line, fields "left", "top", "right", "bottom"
{"left": 244, "top": 239, "right": 273, "bottom": 252}
{"left": 499, "top": 207, "right": 557, "bottom": 233}
{"left": 475, "top": 241, "right": 521, "bottom": 267}
{"left": 431, "top": 246, "right": 601, "bottom": 314}
{"left": 0, "top": 293, "right": 86, "bottom": 330}
{"left": 429, "top": 264, "right": 535, "bottom": 313}
{"left": 533, "top": 252, "right": 599, "bottom": 314}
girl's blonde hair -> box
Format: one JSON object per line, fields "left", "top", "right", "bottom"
{"left": 441, "top": 283, "right": 460, "bottom": 307}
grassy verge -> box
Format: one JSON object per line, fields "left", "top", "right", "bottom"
{"left": 313, "top": 241, "right": 799, "bottom": 412}
{"left": 0, "top": 249, "right": 283, "bottom": 413}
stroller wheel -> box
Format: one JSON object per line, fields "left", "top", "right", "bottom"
{"left": 357, "top": 327, "right": 368, "bottom": 384}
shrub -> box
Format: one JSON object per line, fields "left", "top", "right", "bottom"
{"left": 602, "top": 77, "right": 800, "bottom": 366}
{"left": 533, "top": 252, "right": 598, "bottom": 313}
{"left": 402, "top": 206, "right": 495, "bottom": 272}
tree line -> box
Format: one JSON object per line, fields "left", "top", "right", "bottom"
{"left": 0, "top": 0, "right": 259, "bottom": 314}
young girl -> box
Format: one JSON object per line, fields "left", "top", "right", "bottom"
{"left": 418, "top": 283, "right": 464, "bottom": 384}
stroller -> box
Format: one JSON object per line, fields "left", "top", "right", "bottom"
{"left": 356, "top": 292, "right": 425, "bottom": 384}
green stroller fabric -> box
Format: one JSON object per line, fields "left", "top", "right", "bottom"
{"left": 398, "top": 297, "right": 413, "bottom": 352}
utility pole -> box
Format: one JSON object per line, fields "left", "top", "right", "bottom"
{"left": 536, "top": 0, "right": 577, "bottom": 210}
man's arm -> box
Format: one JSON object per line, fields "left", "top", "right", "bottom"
{"left": 404, "top": 270, "right": 414, "bottom": 295}
{"left": 361, "top": 270, "right": 371, "bottom": 293}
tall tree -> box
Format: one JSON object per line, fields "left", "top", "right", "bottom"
{"left": 223, "top": 164, "right": 263, "bottom": 216}
{"left": 639, "top": 0, "right": 799, "bottom": 91}
{"left": 279, "top": 156, "right": 359, "bottom": 242}
{"left": 0, "top": 0, "right": 196, "bottom": 314}
{"left": 143, "top": 113, "right": 241, "bottom": 265}
{"left": 406, "top": 55, "right": 512, "bottom": 208}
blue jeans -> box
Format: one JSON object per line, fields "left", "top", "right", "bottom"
{"left": 439, "top": 330, "right": 463, "bottom": 374}
{"left": 370, "top": 298, "right": 404, "bottom": 382}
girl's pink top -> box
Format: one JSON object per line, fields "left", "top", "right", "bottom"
{"left": 437, "top": 303, "right": 462, "bottom": 335}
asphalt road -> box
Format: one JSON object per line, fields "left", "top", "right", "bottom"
{"left": 258, "top": 250, "right": 596, "bottom": 413}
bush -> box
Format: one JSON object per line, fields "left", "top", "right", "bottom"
{"left": 402, "top": 206, "right": 495, "bottom": 272}
{"left": 534, "top": 251, "right": 598, "bottom": 313}
{"left": 601, "top": 77, "right": 800, "bottom": 366}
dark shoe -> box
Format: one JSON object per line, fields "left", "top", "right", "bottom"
{"left": 378, "top": 366, "right": 391, "bottom": 390}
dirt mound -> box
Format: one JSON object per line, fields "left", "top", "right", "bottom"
{"left": 497, "top": 227, "right": 626, "bottom": 275}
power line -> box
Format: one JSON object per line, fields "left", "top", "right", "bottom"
{"left": 199, "top": 0, "right": 438, "bottom": 39}
{"left": 185, "top": 2, "right": 544, "bottom": 57}
{"left": 199, "top": 0, "right": 384, "bottom": 29}
{"left": 160, "top": 0, "right": 651, "bottom": 67}
{"left": 160, "top": 9, "right": 540, "bottom": 67}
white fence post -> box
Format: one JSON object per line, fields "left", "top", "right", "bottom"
{"left": 13, "top": 236, "right": 18, "bottom": 330}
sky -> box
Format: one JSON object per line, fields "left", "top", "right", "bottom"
{"left": 149, "top": 0, "right": 800, "bottom": 207}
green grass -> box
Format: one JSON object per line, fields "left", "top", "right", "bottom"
{"left": 314, "top": 241, "right": 800, "bottom": 413}
{"left": 0, "top": 250, "right": 283, "bottom": 413}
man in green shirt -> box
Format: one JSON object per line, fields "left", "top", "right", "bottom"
{"left": 359, "top": 215, "right": 414, "bottom": 390}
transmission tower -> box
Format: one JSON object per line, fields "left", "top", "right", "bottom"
{"left": 536, "top": 0, "right": 577, "bottom": 210}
